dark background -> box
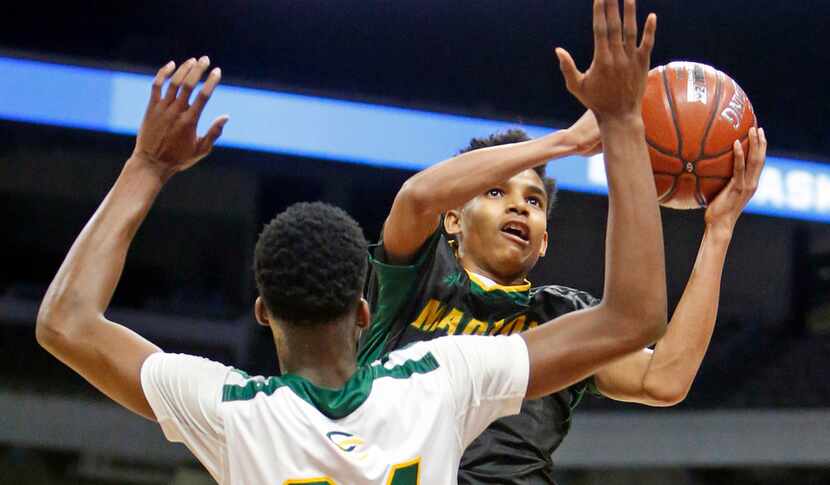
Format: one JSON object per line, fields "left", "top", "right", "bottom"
{"left": 3, "top": 1, "right": 829, "bottom": 158}
{"left": 1, "top": 2, "right": 829, "bottom": 484}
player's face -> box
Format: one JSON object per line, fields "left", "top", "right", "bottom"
{"left": 447, "top": 169, "right": 549, "bottom": 284}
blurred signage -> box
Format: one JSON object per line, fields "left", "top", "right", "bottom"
{"left": 1, "top": 56, "right": 828, "bottom": 223}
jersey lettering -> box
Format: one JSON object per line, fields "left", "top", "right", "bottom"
{"left": 284, "top": 458, "right": 420, "bottom": 485}
{"left": 409, "top": 299, "right": 539, "bottom": 336}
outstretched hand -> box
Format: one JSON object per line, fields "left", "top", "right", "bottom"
{"left": 704, "top": 127, "right": 767, "bottom": 233}
{"left": 555, "top": 0, "right": 656, "bottom": 121}
{"left": 132, "top": 56, "right": 229, "bottom": 177}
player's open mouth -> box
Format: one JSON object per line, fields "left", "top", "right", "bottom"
{"left": 500, "top": 221, "right": 530, "bottom": 246}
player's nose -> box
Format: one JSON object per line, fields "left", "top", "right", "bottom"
{"left": 505, "top": 195, "right": 530, "bottom": 216}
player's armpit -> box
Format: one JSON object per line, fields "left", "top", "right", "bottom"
{"left": 36, "top": 314, "right": 161, "bottom": 420}
{"left": 521, "top": 304, "right": 662, "bottom": 400}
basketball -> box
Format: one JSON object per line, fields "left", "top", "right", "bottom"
{"left": 642, "top": 62, "right": 756, "bottom": 209}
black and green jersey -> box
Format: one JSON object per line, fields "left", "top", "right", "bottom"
{"left": 358, "top": 231, "right": 599, "bottom": 485}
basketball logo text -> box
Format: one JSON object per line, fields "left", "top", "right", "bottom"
{"left": 685, "top": 63, "right": 708, "bottom": 104}
{"left": 720, "top": 80, "right": 749, "bottom": 129}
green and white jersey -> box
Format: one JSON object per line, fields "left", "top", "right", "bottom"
{"left": 141, "top": 334, "right": 529, "bottom": 485}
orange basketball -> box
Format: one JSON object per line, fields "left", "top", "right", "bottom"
{"left": 642, "top": 62, "right": 756, "bottom": 209}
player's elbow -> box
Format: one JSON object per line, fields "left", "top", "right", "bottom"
{"left": 642, "top": 379, "right": 689, "bottom": 407}
{"left": 396, "top": 176, "right": 438, "bottom": 216}
{"left": 36, "top": 293, "right": 86, "bottom": 351}
{"left": 36, "top": 304, "right": 62, "bottom": 350}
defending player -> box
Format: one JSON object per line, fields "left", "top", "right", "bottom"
{"left": 37, "top": 1, "right": 670, "bottom": 482}
{"left": 358, "top": 1, "right": 767, "bottom": 483}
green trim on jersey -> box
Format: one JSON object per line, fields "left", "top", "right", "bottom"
{"left": 358, "top": 232, "right": 441, "bottom": 366}
{"left": 468, "top": 278, "right": 531, "bottom": 307}
{"left": 222, "top": 352, "right": 440, "bottom": 419}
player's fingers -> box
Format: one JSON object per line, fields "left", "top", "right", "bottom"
{"left": 175, "top": 56, "right": 210, "bottom": 112}
{"left": 605, "top": 0, "right": 623, "bottom": 51}
{"left": 196, "top": 115, "right": 230, "bottom": 156}
{"left": 622, "top": 0, "right": 637, "bottom": 53}
{"left": 746, "top": 126, "right": 765, "bottom": 185}
{"left": 555, "top": 48, "right": 582, "bottom": 92}
{"left": 758, "top": 127, "right": 768, "bottom": 164}
{"left": 748, "top": 127, "right": 767, "bottom": 190}
{"left": 150, "top": 61, "right": 175, "bottom": 105}
{"left": 163, "top": 58, "right": 196, "bottom": 105}
{"left": 593, "top": 0, "right": 611, "bottom": 61}
{"left": 637, "top": 14, "right": 657, "bottom": 64}
{"left": 189, "top": 67, "right": 222, "bottom": 120}
{"left": 732, "top": 139, "right": 746, "bottom": 192}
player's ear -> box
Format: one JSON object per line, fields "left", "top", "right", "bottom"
{"left": 539, "top": 230, "right": 549, "bottom": 257}
{"left": 254, "top": 297, "right": 271, "bottom": 327}
{"left": 356, "top": 298, "right": 370, "bottom": 329}
{"left": 443, "top": 209, "right": 462, "bottom": 237}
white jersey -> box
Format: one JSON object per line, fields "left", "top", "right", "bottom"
{"left": 141, "top": 334, "right": 529, "bottom": 485}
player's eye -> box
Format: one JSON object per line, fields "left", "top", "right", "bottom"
{"left": 486, "top": 188, "right": 504, "bottom": 198}
{"left": 527, "top": 196, "right": 542, "bottom": 207}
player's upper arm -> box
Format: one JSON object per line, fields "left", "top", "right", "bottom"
{"left": 141, "top": 352, "right": 230, "bottom": 481}
{"left": 36, "top": 314, "right": 161, "bottom": 420}
{"left": 430, "top": 335, "right": 529, "bottom": 447}
{"left": 382, "top": 178, "right": 443, "bottom": 264}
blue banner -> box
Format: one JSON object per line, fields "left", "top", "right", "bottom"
{"left": 1, "top": 56, "right": 827, "bottom": 223}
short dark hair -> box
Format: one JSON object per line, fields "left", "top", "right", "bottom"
{"left": 459, "top": 128, "right": 558, "bottom": 213}
{"left": 254, "top": 202, "right": 368, "bottom": 326}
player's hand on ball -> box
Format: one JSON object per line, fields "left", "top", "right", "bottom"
{"left": 132, "top": 57, "right": 229, "bottom": 177}
{"left": 555, "top": 0, "right": 656, "bottom": 121}
{"left": 566, "top": 110, "right": 602, "bottom": 156}
{"left": 704, "top": 127, "right": 767, "bottom": 233}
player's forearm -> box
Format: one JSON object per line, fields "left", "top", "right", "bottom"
{"left": 399, "top": 129, "right": 579, "bottom": 214}
{"left": 37, "top": 157, "right": 168, "bottom": 341}
{"left": 600, "top": 116, "right": 667, "bottom": 332}
{"left": 641, "top": 226, "right": 732, "bottom": 402}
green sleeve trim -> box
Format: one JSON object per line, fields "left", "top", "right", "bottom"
{"left": 357, "top": 232, "right": 441, "bottom": 365}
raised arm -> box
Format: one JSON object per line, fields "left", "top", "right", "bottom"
{"left": 594, "top": 128, "right": 767, "bottom": 405}
{"left": 522, "top": 0, "right": 667, "bottom": 399}
{"left": 383, "top": 109, "right": 601, "bottom": 264}
{"left": 36, "top": 57, "right": 228, "bottom": 420}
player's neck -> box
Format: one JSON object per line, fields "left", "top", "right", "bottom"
{"left": 458, "top": 255, "right": 529, "bottom": 287}
{"left": 272, "top": 321, "right": 358, "bottom": 389}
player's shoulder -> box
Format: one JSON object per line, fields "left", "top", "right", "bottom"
{"left": 386, "top": 335, "right": 522, "bottom": 370}
{"left": 378, "top": 336, "right": 463, "bottom": 371}
{"left": 530, "top": 284, "right": 599, "bottom": 309}
{"left": 143, "top": 352, "right": 233, "bottom": 381}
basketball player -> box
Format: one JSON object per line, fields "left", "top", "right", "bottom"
{"left": 358, "top": 2, "right": 767, "bottom": 484}
{"left": 36, "top": 1, "right": 674, "bottom": 482}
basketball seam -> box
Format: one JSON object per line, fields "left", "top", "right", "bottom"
{"left": 646, "top": 138, "right": 678, "bottom": 158}
{"left": 694, "top": 69, "right": 725, "bottom": 208}
{"left": 701, "top": 132, "right": 750, "bottom": 159}
{"left": 657, "top": 177, "right": 678, "bottom": 204}
{"left": 656, "top": 66, "right": 681, "bottom": 205}
{"left": 697, "top": 70, "right": 724, "bottom": 162}
{"left": 662, "top": 66, "right": 684, "bottom": 161}
{"left": 695, "top": 173, "right": 707, "bottom": 207}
